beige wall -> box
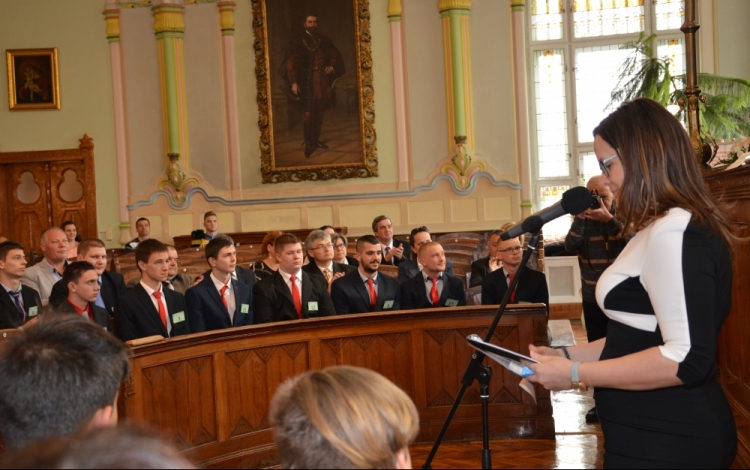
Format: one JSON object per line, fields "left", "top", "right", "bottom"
{"left": 716, "top": 0, "right": 750, "bottom": 81}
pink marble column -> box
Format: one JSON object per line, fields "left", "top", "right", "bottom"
{"left": 510, "top": 0, "right": 533, "bottom": 217}
{"left": 218, "top": 1, "right": 242, "bottom": 195}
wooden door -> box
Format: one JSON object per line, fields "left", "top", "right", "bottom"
{"left": 49, "top": 160, "right": 89, "bottom": 230}
{"left": 5, "top": 162, "right": 51, "bottom": 255}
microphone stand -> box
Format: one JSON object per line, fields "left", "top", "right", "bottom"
{"left": 422, "top": 230, "right": 542, "bottom": 470}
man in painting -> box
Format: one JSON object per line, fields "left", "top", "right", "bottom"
{"left": 281, "top": 12, "right": 345, "bottom": 159}
{"left": 18, "top": 64, "right": 49, "bottom": 102}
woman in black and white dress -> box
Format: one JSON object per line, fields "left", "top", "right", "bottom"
{"left": 528, "top": 98, "right": 737, "bottom": 468}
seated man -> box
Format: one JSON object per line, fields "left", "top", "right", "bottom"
{"left": 469, "top": 230, "right": 503, "bottom": 287}
{"left": 21, "top": 227, "right": 70, "bottom": 305}
{"left": 114, "top": 239, "right": 191, "bottom": 341}
{"left": 401, "top": 242, "right": 466, "bottom": 309}
{"left": 49, "top": 238, "right": 126, "bottom": 314}
{"left": 302, "top": 230, "right": 356, "bottom": 290}
{"left": 57, "top": 261, "right": 112, "bottom": 331}
{"left": 332, "top": 232, "right": 359, "bottom": 267}
{"left": 124, "top": 217, "right": 150, "bottom": 252}
{"left": 253, "top": 233, "right": 335, "bottom": 323}
{"left": 0, "top": 314, "right": 129, "bottom": 450}
{"left": 270, "top": 365, "right": 418, "bottom": 469}
{"left": 481, "top": 232, "right": 549, "bottom": 308}
{"left": 203, "top": 211, "right": 221, "bottom": 241}
{"left": 127, "top": 245, "right": 197, "bottom": 294}
{"left": 398, "top": 226, "right": 455, "bottom": 282}
{"left": 0, "top": 241, "right": 42, "bottom": 329}
{"left": 372, "top": 215, "right": 411, "bottom": 266}
{"left": 186, "top": 236, "right": 253, "bottom": 332}
{"left": 331, "top": 235, "right": 401, "bottom": 314}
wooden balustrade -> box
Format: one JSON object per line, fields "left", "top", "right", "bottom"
{"left": 120, "top": 305, "right": 551, "bottom": 468}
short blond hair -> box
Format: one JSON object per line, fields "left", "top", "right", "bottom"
{"left": 270, "top": 366, "right": 419, "bottom": 469}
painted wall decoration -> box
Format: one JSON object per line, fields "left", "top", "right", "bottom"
{"left": 253, "top": 0, "right": 377, "bottom": 183}
{"left": 6, "top": 48, "right": 60, "bottom": 110}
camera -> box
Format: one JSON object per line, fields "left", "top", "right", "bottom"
{"left": 590, "top": 190, "right": 601, "bottom": 209}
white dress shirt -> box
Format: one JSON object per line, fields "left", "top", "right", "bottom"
{"left": 211, "top": 273, "right": 235, "bottom": 322}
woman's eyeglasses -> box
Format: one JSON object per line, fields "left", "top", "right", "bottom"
{"left": 598, "top": 154, "right": 619, "bottom": 177}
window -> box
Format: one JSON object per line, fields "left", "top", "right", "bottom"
{"left": 528, "top": 0, "right": 685, "bottom": 239}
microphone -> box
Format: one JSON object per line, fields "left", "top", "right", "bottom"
{"left": 500, "top": 186, "right": 593, "bottom": 240}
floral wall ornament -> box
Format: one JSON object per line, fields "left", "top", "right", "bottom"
{"left": 159, "top": 153, "right": 199, "bottom": 205}
{"left": 441, "top": 136, "right": 484, "bottom": 190}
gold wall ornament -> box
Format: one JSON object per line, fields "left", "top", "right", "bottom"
{"left": 438, "top": 0, "right": 472, "bottom": 12}
{"left": 388, "top": 0, "right": 402, "bottom": 18}
{"left": 104, "top": 9, "right": 121, "bottom": 43}
{"left": 252, "top": 0, "right": 378, "bottom": 183}
{"left": 441, "top": 136, "right": 484, "bottom": 190}
{"left": 159, "top": 153, "right": 200, "bottom": 205}
{"left": 152, "top": 5, "right": 185, "bottom": 34}
{"left": 218, "top": 1, "right": 236, "bottom": 34}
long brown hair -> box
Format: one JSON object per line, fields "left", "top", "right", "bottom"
{"left": 593, "top": 98, "right": 735, "bottom": 248}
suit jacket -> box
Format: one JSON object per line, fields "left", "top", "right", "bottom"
{"left": 302, "top": 260, "right": 356, "bottom": 280}
{"left": 345, "top": 255, "right": 359, "bottom": 268}
{"left": 185, "top": 274, "right": 253, "bottom": 332}
{"left": 234, "top": 265, "right": 257, "bottom": 289}
{"left": 253, "top": 270, "right": 336, "bottom": 323}
{"left": 57, "top": 299, "right": 112, "bottom": 332}
{"left": 481, "top": 268, "right": 549, "bottom": 309}
{"left": 114, "top": 284, "right": 190, "bottom": 341}
{"left": 51, "top": 270, "right": 126, "bottom": 314}
{"left": 398, "top": 259, "right": 455, "bottom": 283}
{"left": 0, "top": 285, "right": 42, "bottom": 329}
{"left": 331, "top": 270, "right": 401, "bottom": 314}
{"left": 21, "top": 259, "right": 65, "bottom": 305}
{"left": 128, "top": 273, "right": 193, "bottom": 295}
{"left": 469, "top": 257, "right": 491, "bottom": 288}
{"left": 401, "top": 272, "right": 466, "bottom": 310}
{"left": 382, "top": 238, "right": 412, "bottom": 267}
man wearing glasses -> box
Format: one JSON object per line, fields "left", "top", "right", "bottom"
{"left": 481, "top": 231, "right": 548, "bottom": 308}
{"left": 303, "top": 230, "right": 356, "bottom": 292}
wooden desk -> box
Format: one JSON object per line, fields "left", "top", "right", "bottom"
{"left": 120, "top": 305, "right": 551, "bottom": 468}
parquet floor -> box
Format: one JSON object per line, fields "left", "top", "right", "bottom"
{"left": 409, "top": 320, "right": 605, "bottom": 469}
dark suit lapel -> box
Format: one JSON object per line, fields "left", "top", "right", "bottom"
{"left": 355, "top": 275, "right": 372, "bottom": 310}
{"left": 417, "top": 275, "right": 431, "bottom": 307}
{"left": 274, "top": 272, "right": 295, "bottom": 305}
{"left": 135, "top": 285, "right": 168, "bottom": 337}
{"left": 300, "top": 272, "right": 314, "bottom": 315}
{"left": 231, "top": 281, "right": 243, "bottom": 326}
{"left": 409, "top": 261, "right": 419, "bottom": 279}
{"left": 1, "top": 291, "right": 22, "bottom": 324}
{"left": 206, "top": 279, "right": 230, "bottom": 318}
{"left": 100, "top": 275, "right": 114, "bottom": 312}
{"left": 439, "top": 275, "right": 451, "bottom": 305}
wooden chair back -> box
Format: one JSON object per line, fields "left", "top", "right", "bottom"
{"left": 379, "top": 265, "right": 399, "bottom": 279}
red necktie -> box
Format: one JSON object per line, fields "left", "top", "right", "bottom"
{"left": 152, "top": 291, "right": 168, "bottom": 330}
{"left": 508, "top": 274, "right": 517, "bottom": 303}
{"left": 367, "top": 279, "right": 377, "bottom": 311}
{"left": 220, "top": 284, "right": 229, "bottom": 311}
{"left": 290, "top": 275, "right": 303, "bottom": 319}
{"left": 430, "top": 277, "right": 440, "bottom": 307}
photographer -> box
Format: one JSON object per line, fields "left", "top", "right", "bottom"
{"left": 564, "top": 175, "right": 628, "bottom": 422}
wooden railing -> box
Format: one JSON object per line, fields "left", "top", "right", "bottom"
{"left": 120, "top": 304, "right": 551, "bottom": 468}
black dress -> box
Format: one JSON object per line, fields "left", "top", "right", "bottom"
{"left": 252, "top": 260, "right": 276, "bottom": 282}
{"left": 594, "top": 208, "right": 736, "bottom": 468}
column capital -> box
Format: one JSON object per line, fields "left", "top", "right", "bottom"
{"left": 510, "top": 0, "right": 526, "bottom": 12}
{"left": 438, "top": 0, "right": 471, "bottom": 13}
{"left": 152, "top": 4, "right": 185, "bottom": 35}
{"left": 103, "top": 9, "right": 121, "bottom": 43}
{"left": 388, "top": 0, "right": 402, "bottom": 21}
{"left": 217, "top": 1, "right": 236, "bottom": 35}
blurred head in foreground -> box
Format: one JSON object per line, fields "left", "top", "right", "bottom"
{"left": 270, "top": 365, "right": 419, "bottom": 469}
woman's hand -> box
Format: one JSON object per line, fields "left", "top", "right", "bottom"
{"left": 526, "top": 346, "right": 574, "bottom": 391}
{"left": 528, "top": 344, "right": 564, "bottom": 358}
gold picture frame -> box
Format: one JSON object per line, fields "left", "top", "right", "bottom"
{"left": 6, "top": 48, "right": 60, "bottom": 111}
{"left": 252, "top": 0, "right": 377, "bottom": 183}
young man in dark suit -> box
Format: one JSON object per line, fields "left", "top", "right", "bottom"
{"left": 302, "top": 230, "right": 356, "bottom": 291}
{"left": 372, "top": 215, "right": 411, "bottom": 266}
{"left": 253, "top": 233, "right": 335, "bottom": 323}
{"left": 49, "top": 238, "right": 126, "bottom": 314}
{"left": 0, "top": 241, "right": 42, "bottom": 329}
{"left": 481, "top": 233, "right": 549, "bottom": 309}
{"left": 186, "top": 236, "right": 253, "bottom": 332}
{"left": 401, "top": 242, "right": 466, "bottom": 309}
{"left": 127, "top": 245, "right": 199, "bottom": 293}
{"left": 331, "top": 235, "right": 401, "bottom": 314}
{"left": 57, "top": 261, "right": 112, "bottom": 331}
{"left": 397, "top": 226, "right": 455, "bottom": 282}
{"left": 114, "top": 239, "right": 190, "bottom": 341}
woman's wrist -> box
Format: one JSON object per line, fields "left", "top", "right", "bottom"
{"left": 554, "top": 346, "right": 570, "bottom": 359}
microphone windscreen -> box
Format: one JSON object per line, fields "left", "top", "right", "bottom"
{"left": 561, "top": 186, "right": 594, "bottom": 215}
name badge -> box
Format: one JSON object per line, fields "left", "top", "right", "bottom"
{"left": 308, "top": 301, "right": 318, "bottom": 311}
{"left": 519, "top": 301, "right": 531, "bottom": 304}
{"left": 28, "top": 306, "right": 39, "bottom": 317}
{"left": 241, "top": 304, "right": 250, "bottom": 314}
{"left": 383, "top": 300, "right": 394, "bottom": 309}
{"left": 172, "top": 311, "right": 186, "bottom": 323}
{"left": 445, "top": 299, "right": 459, "bottom": 307}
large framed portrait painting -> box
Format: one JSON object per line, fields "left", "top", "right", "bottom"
{"left": 6, "top": 48, "right": 60, "bottom": 111}
{"left": 252, "top": 0, "right": 377, "bottom": 183}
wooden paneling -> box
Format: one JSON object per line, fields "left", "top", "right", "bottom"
{"left": 172, "top": 227, "right": 350, "bottom": 249}
{"left": 122, "top": 305, "right": 551, "bottom": 468}
{"left": 705, "top": 166, "right": 750, "bottom": 468}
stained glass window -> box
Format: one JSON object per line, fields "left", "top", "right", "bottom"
{"left": 575, "top": 44, "right": 632, "bottom": 143}
{"left": 655, "top": 0, "right": 684, "bottom": 31}
{"left": 573, "top": 0, "right": 644, "bottom": 38}
{"left": 531, "top": 0, "right": 564, "bottom": 41}
{"left": 534, "top": 50, "right": 569, "bottom": 178}
{"left": 657, "top": 37, "right": 685, "bottom": 77}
